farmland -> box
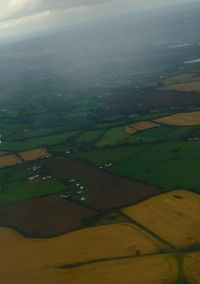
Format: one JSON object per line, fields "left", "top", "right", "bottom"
{"left": 163, "top": 74, "right": 200, "bottom": 93}
{"left": 1, "top": 19, "right": 200, "bottom": 283}
{"left": 0, "top": 154, "right": 22, "bottom": 169}
{"left": 46, "top": 159, "right": 161, "bottom": 211}
{"left": 96, "top": 127, "right": 129, "bottom": 147}
{"left": 124, "top": 121, "right": 159, "bottom": 134}
{"left": 0, "top": 131, "right": 78, "bottom": 152}
{"left": 123, "top": 190, "right": 200, "bottom": 248}
{"left": 184, "top": 252, "right": 200, "bottom": 283}
{"left": 112, "top": 141, "right": 200, "bottom": 191}
{"left": 155, "top": 111, "right": 200, "bottom": 126}
{"left": 19, "top": 148, "right": 49, "bottom": 161}
{"left": 0, "top": 196, "right": 96, "bottom": 237}
{"left": 71, "top": 144, "right": 148, "bottom": 165}
{"left": 76, "top": 130, "right": 104, "bottom": 144}
{"left": 0, "top": 180, "right": 66, "bottom": 208}
{"left": 0, "top": 227, "right": 178, "bottom": 284}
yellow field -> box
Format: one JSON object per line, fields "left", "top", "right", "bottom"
{"left": 49, "top": 255, "right": 178, "bottom": 284}
{"left": 124, "top": 121, "right": 159, "bottom": 134}
{"left": 184, "top": 251, "right": 200, "bottom": 284}
{"left": 0, "top": 154, "right": 22, "bottom": 169}
{"left": 163, "top": 74, "right": 200, "bottom": 92}
{"left": 124, "top": 125, "right": 138, "bottom": 135}
{"left": 164, "top": 82, "right": 200, "bottom": 92}
{"left": 123, "top": 190, "right": 200, "bottom": 248}
{"left": 19, "top": 148, "right": 48, "bottom": 161}
{"left": 0, "top": 226, "right": 177, "bottom": 284}
{"left": 166, "top": 74, "right": 200, "bottom": 85}
{"left": 155, "top": 111, "right": 200, "bottom": 126}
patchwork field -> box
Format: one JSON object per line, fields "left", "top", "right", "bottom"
{"left": 0, "top": 131, "right": 78, "bottom": 152}
{"left": 123, "top": 190, "right": 200, "bottom": 248}
{"left": 0, "top": 196, "right": 96, "bottom": 237}
{"left": 19, "top": 148, "right": 49, "bottom": 161}
{"left": 96, "top": 127, "right": 129, "bottom": 147}
{"left": 0, "top": 227, "right": 177, "bottom": 284}
{"left": 124, "top": 121, "right": 159, "bottom": 134}
{"left": 155, "top": 111, "right": 200, "bottom": 126}
{"left": 124, "top": 126, "right": 173, "bottom": 144}
{"left": 46, "top": 159, "right": 161, "bottom": 211}
{"left": 0, "top": 154, "right": 22, "bottom": 169}
{"left": 184, "top": 251, "right": 200, "bottom": 284}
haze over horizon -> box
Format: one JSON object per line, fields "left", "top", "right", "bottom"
{"left": 0, "top": 0, "right": 195, "bottom": 42}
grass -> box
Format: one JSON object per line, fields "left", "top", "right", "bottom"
{"left": 0, "top": 164, "right": 31, "bottom": 185}
{"left": 0, "top": 122, "right": 30, "bottom": 139}
{"left": 96, "top": 127, "right": 129, "bottom": 147}
{"left": 0, "top": 180, "right": 66, "bottom": 207}
{"left": 76, "top": 130, "right": 104, "bottom": 144}
{"left": 124, "top": 126, "right": 173, "bottom": 144}
{"left": 0, "top": 131, "right": 78, "bottom": 152}
{"left": 123, "top": 125, "right": 200, "bottom": 145}
{"left": 71, "top": 144, "right": 148, "bottom": 166}
{"left": 112, "top": 141, "right": 200, "bottom": 191}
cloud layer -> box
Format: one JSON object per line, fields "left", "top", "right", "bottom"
{"left": 0, "top": 0, "right": 192, "bottom": 40}
{"left": 1, "top": 0, "right": 111, "bottom": 21}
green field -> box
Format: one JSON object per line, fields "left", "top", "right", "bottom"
{"left": 96, "top": 127, "right": 129, "bottom": 147}
{"left": 0, "top": 131, "right": 78, "bottom": 152}
{"left": 123, "top": 125, "right": 200, "bottom": 145}
{"left": 0, "top": 164, "right": 31, "bottom": 185}
{"left": 72, "top": 144, "right": 148, "bottom": 165}
{"left": 124, "top": 126, "right": 172, "bottom": 144}
{"left": 112, "top": 141, "right": 200, "bottom": 191}
{"left": 0, "top": 123, "right": 30, "bottom": 139}
{"left": 0, "top": 180, "right": 66, "bottom": 207}
{"left": 76, "top": 130, "right": 104, "bottom": 144}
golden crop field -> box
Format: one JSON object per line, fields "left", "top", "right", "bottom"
{"left": 19, "top": 148, "right": 49, "bottom": 161}
{"left": 164, "top": 82, "right": 200, "bottom": 92}
{"left": 184, "top": 251, "right": 200, "bottom": 284}
{"left": 155, "top": 111, "right": 200, "bottom": 126}
{"left": 124, "top": 121, "right": 159, "bottom": 134}
{"left": 165, "top": 74, "right": 200, "bottom": 85}
{"left": 0, "top": 154, "right": 22, "bottom": 169}
{"left": 123, "top": 190, "right": 200, "bottom": 248}
{"left": 163, "top": 74, "right": 200, "bottom": 92}
{"left": 50, "top": 254, "right": 178, "bottom": 284}
{"left": 0, "top": 226, "right": 177, "bottom": 284}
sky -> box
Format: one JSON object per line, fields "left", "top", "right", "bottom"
{"left": 0, "top": 0, "right": 193, "bottom": 40}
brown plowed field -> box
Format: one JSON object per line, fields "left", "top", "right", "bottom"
{"left": 0, "top": 196, "right": 96, "bottom": 238}
{"left": 46, "top": 159, "right": 161, "bottom": 211}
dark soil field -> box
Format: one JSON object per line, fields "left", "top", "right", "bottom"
{"left": 46, "top": 159, "right": 161, "bottom": 211}
{"left": 0, "top": 196, "right": 96, "bottom": 238}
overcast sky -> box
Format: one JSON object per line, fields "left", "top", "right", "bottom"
{"left": 0, "top": 0, "right": 193, "bottom": 40}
